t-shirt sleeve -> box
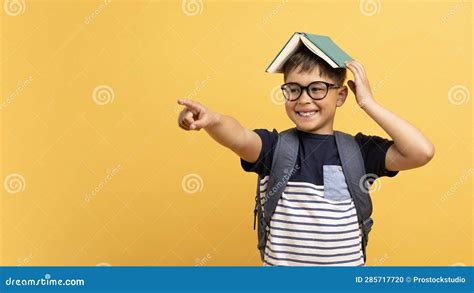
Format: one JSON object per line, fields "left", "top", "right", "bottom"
{"left": 354, "top": 132, "right": 399, "bottom": 178}
{"left": 240, "top": 128, "right": 279, "bottom": 175}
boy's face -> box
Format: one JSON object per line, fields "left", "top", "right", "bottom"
{"left": 284, "top": 66, "right": 348, "bottom": 135}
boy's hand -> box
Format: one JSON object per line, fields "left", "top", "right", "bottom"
{"left": 344, "top": 61, "right": 435, "bottom": 171}
{"left": 177, "top": 99, "right": 262, "bottom": 163}
{"left": 345, "top": 60, "right": 375, "bottom": 108}
{"left": 177, "top": 99, "right": 218, "bottom": 131}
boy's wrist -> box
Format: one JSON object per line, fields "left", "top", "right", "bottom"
{"left": 358, "top": 96, "right": 377, "bottom": 110}
{"left": 206, "top": 111, "right": 221, "bottom": 129}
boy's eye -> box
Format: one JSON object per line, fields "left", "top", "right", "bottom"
{"left": 284, "top": 85, "right": 300, "bottom": 93}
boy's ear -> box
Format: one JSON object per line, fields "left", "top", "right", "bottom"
{"left": 336, "top": 86, "right": 348, "bottom": 107}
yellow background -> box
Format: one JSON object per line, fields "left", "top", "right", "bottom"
{"left": 1, "top": 0, "right": 472, "bottom": 266}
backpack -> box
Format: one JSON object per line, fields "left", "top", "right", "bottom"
{"left": 252, "top": 128, "right": 374, "bottom": 263}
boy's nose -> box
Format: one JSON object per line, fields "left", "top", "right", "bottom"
{"left": 298, "top": 90, "right": 312, "bottom": 104}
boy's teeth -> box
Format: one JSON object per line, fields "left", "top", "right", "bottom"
{"left": 297, "top": 111, "right": 317, "bottom": 117}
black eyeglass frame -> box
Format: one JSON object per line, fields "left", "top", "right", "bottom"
{"left": 280, "top": 81, "right": 342, "bottom": 101}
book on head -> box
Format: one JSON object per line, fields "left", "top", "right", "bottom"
{"left": 266, "top": 32, "right": 353, "bottom": 73}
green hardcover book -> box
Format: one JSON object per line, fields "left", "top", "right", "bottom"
{"left": 266, "top": 32, "right": 353, "bottom": 73}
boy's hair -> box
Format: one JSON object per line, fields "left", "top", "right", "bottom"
{"left": 282, "top": 45, "right": 346, "bottom": 86}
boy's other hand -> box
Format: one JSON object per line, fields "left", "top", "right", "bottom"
{"left": 177, "top": 99, "right": 218, "bottom": 131}
{"left": 345, "top": 60, "right": 375, "bottom": 108}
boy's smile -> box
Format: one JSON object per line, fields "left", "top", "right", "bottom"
{"left": 294, "top": 106, "right": 320, "bottom": 119}
{"left": 284, "top": 66, "right": 347, "bottom": 135}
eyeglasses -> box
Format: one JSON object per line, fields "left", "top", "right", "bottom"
{"left": 281, "top": 81, "right": 342, "bottom": 101}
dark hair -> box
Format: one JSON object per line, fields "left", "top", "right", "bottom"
{"left": 282, "top": 45, "right": 346, "bottom": 86}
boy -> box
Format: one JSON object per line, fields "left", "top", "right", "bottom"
{"left": 177, "top": 46, "right": 434, "bottom": 266}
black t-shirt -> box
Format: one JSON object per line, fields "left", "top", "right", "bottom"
{"left": 241, "top": 129, "right": 398, "bottom": 183}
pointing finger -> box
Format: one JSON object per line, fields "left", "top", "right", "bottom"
{"left": 177, "top": 99, "right": 201, "bottom": 115}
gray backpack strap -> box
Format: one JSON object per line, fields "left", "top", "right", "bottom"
{"left": 254, "top": 174, "right": 266, "bottom": 260}
{"left": 263, "top": 128, "right": 299, "bottom": 225}
{"left": 254, "top": 128, "right": 299, "bottom": 261}
{"left": 334, "top": 130, "right": 373, "bottom": 262}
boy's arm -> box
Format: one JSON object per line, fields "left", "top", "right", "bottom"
{"left": 345, "top": 61, "right": 435, "bottom": 171}
{"left": 177, "top": 99, "right": 262, "bottom": 163}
